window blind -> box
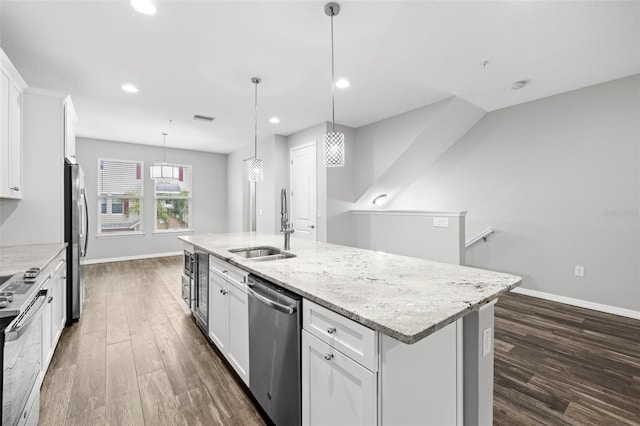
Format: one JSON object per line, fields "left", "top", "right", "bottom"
{"left": 98, "top": 158, "right": 144, "bottom": 234}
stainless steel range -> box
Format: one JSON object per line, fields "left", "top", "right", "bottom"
{"left": 1, "top": 269, "right": 52, "bottom": 426}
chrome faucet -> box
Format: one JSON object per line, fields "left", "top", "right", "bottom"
{"left": 280, "top": 188, "right": 294, "bottom": 250}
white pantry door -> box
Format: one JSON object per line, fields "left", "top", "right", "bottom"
{"left": 290, "top": 143, "right": 317, "bottom": 240}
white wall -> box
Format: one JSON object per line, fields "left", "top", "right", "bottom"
{"left": 226, "top": 144, "right": 253, "bottom": 233}
{"left": 226, "top": 135, "right": 288, "bottom": 234}
{"left": 77, "top": 137, "right": 227, "bottom": 261}
{"left": 226, "top": 122, "right": 357, "bottom": 246}
{"left": 327, "top": 124, "right": 356, "bottom": 247}
{"left": 286, "top": 123, "right": 329, "bottom": 242}
{"left": 354, "top": 75, "right": 640, "bottom": 311}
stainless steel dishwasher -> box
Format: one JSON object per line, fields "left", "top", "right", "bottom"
{"left": 247, "top": 274, "right": 301, "bottom": 426}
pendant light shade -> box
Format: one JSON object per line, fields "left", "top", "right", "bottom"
{"left": 150, "top": 132, "right": 180, "bottom": 180}
{"left": 248, "top": 158, "right": 264, "bottom": 182}
{"left": 248, "top": 77, "right": 264, "bottom": 182}
{"left": 322, "top": 2, "right": 345, "bottom": 168}
{"left": 323, "top": 131, "right": 344, "bottom": 167}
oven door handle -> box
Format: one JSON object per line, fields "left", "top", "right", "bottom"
{"left": 5, "top": 289, "right": 49, "bottom": 342}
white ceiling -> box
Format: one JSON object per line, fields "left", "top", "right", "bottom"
{"left": 1, "top": 1, "right": 639, "bottom": 154}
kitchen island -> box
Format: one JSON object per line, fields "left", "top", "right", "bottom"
{"left": 181, "top": 232, "right": 521, "bottom": 425}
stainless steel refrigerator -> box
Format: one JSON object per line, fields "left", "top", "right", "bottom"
{"left": 64, "top": 159, "right": 88, "bottom": 324}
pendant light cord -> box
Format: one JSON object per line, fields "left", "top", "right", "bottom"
{"left": 254, "top": 81, "right": 258, "bottom": 158}
{"left": 162, "top": 133, "right": 167, "bottom": 164}
{"left": 330, "top": 12, "right": 336, "bottom": 132}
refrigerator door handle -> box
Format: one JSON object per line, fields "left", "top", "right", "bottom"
{"left": 81, "top": 189, "right": 89, "bottom": 257}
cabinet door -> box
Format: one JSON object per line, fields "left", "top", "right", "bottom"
{"left": 302, "top": 331, "right": 377, "bottom": 426}
{"left": 227, "top": 283, "right": 249, "bottom": 385}
{"left": 42, "top": 291, "right": 53, "bottom": 373}
{"left": 64, "top": 101, "right": 76, "bottom": 161}
{"left": 208, "top": 274, "right": 228, "bottom": 352}
{"left": 0, "top": 69, "right": 10, "bottom": 198}
{"left": 8, "top": 84, "right": 21, "bottom": 197}
{"left": 52, "top": 264, "right": 66, "bottom": 344}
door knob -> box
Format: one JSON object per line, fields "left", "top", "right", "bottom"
{"left": 324, "top": 353, "right": 334, "bottom": 361}
{"left": 327, "top": 327, "right": 336, "bottom": 335}
{"left": 10, "top": 186, "right": 19, "bottom": 191}
{"left": 308, "top": 225, "right": 315, "bottom": 229}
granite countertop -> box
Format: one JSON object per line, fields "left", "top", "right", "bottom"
{"left": 0, "top": 243, "right": 68, "bottom": 278}
{"left": 181, "top": 232, "right": 522, "bottom": 344}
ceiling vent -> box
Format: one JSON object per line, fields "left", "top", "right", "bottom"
{"left": 193, "top": 114, "right": 215, "bottom": 122}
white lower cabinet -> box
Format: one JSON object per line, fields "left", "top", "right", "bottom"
{"left": 226, "top": 282, "right": 249, "bottom": 381}
{"left": 42, "top": 254, "right": 67, "bottom": 375}
{"left": 208, "top": 268, "right": 249, "bottom": 385}
{"left": 302, "top": 330, "right": 377, "bottom": 426}
{"left": 209, "top": 272, "right": 229, "bottom": 352}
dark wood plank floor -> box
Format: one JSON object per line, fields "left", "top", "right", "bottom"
{"left": 494, "top": 292, "right": 640, "bottom": 425}
{"left": 40, "top": 256, "right": 640, "bottom": 425}
{"left": 39, "top": 256, "right": 266, "bottom": 426}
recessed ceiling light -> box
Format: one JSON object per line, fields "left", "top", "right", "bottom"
{"left": 130, "top": 0, "right": 156, "bottom": 15}
{"left": 511, "top": 80, "right": 528, "bottom": 90}
{"left": 336, "top": 79, "right": 350, "bottom": 89}
{"left": 269, "top": 117, "right": 280, "bottom": 124}
{"left": 121, "top": 84, "right": 139, "bottom": 93}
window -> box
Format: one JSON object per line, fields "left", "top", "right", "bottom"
{"left": 98, "top": 159, "right": 143, "bottom": 235}
{"left": 154, "top": 164, "right": 192, "bottom": 232}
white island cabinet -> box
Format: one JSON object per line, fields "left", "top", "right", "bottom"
{"left": 181, "top": 232, "right": 521, "bottom": 426}
{"left": 302, "top": 299, "right": 460, "bottom": 426}
{"left": 302, "top": 298, "right": 378, "bottom": 425}
{"left": 208, "top": 256, "right": 250, "bottom": 385}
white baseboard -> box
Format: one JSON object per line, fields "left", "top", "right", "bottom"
{"left": 82, "top": 251, "right": 182, "bottom": 265}
{"left": 511, "top": 287, "right": 640, "bottom": 320}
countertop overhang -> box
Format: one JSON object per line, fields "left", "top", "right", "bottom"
{"left": 181, "top": 232, "right": 522, "bottom": 344}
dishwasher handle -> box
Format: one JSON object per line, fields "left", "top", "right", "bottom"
{"left": 248, "top": 287, "right": 296, "bottom": 315}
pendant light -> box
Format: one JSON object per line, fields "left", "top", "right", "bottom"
{"left": 248, "top": 77, "right": 264, "bottom": 182}
{"left": 150, "top": 132, "right": 180, "bottom": 180}
{"left": 322, "top": 2, "right": 345, "bottom": 168}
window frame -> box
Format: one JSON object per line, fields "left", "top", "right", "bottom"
{"left": 153, "top": 163, "right": 193, "bottom": 234}
{"left": 96, "top": 158, "right": 145, "bottom": 238}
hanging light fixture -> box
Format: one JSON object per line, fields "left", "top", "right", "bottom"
{"left": 150, "top": 132, "right": 180, "bottom": 180}
{"left": 322, "top": 2, "right": 345, "bottom": 168}
{"left": 248, "top": 77, "right": 264, "bottom": 182}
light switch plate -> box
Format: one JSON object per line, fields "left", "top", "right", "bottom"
{"left": 482, "top": 328, "right": 492, "bottom": 357}
{"left": 575, "top": 266, "right": 584, "bottom": 277}
{"left": 433, "top": 217, "right": 449, "bottom": 228}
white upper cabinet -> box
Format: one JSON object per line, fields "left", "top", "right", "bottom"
{"left": 64, "top": 97, "right": 77, "bottom": 162}
{"left": 0, "top": 48, "right": 27, "bottom": 199}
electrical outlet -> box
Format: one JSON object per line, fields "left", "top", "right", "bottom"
{"left": 433, "top": 217, "right": 449, "bottom": 228}
{"left": 482, "top": 328, "right": 492, "bottom": 357}
{"left": 575, "top": 266, "right": 584, "bottom": 277}
{"left": 259, "top": 209, "right": 263, "bottom": 216}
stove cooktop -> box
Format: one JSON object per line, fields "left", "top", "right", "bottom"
{"left": 0, "top": 270, "right": 46, "bottom": 318}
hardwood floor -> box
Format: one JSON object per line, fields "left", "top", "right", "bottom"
{"left": 494, "top": 292, "right": 640, "bottom": 425}
{"left": 39, "top": 256, "right": 267, "bottom": 426}
{"left": 40, "top": 256, "right": 640, "bottom": 425}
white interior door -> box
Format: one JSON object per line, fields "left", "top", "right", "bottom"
{"left": 290, "top": 143, "right": 317, "bottom": 240}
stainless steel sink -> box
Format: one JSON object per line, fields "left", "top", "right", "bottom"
{"left": 229, "top": 246, "right": 296, "bottom": 261}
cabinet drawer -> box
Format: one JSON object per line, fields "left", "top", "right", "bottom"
{"left": 209, "top": 255, "right": 248, "bottom": 289}
{"left": 303, "top": 299, "right": 378, "bottom": 371}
